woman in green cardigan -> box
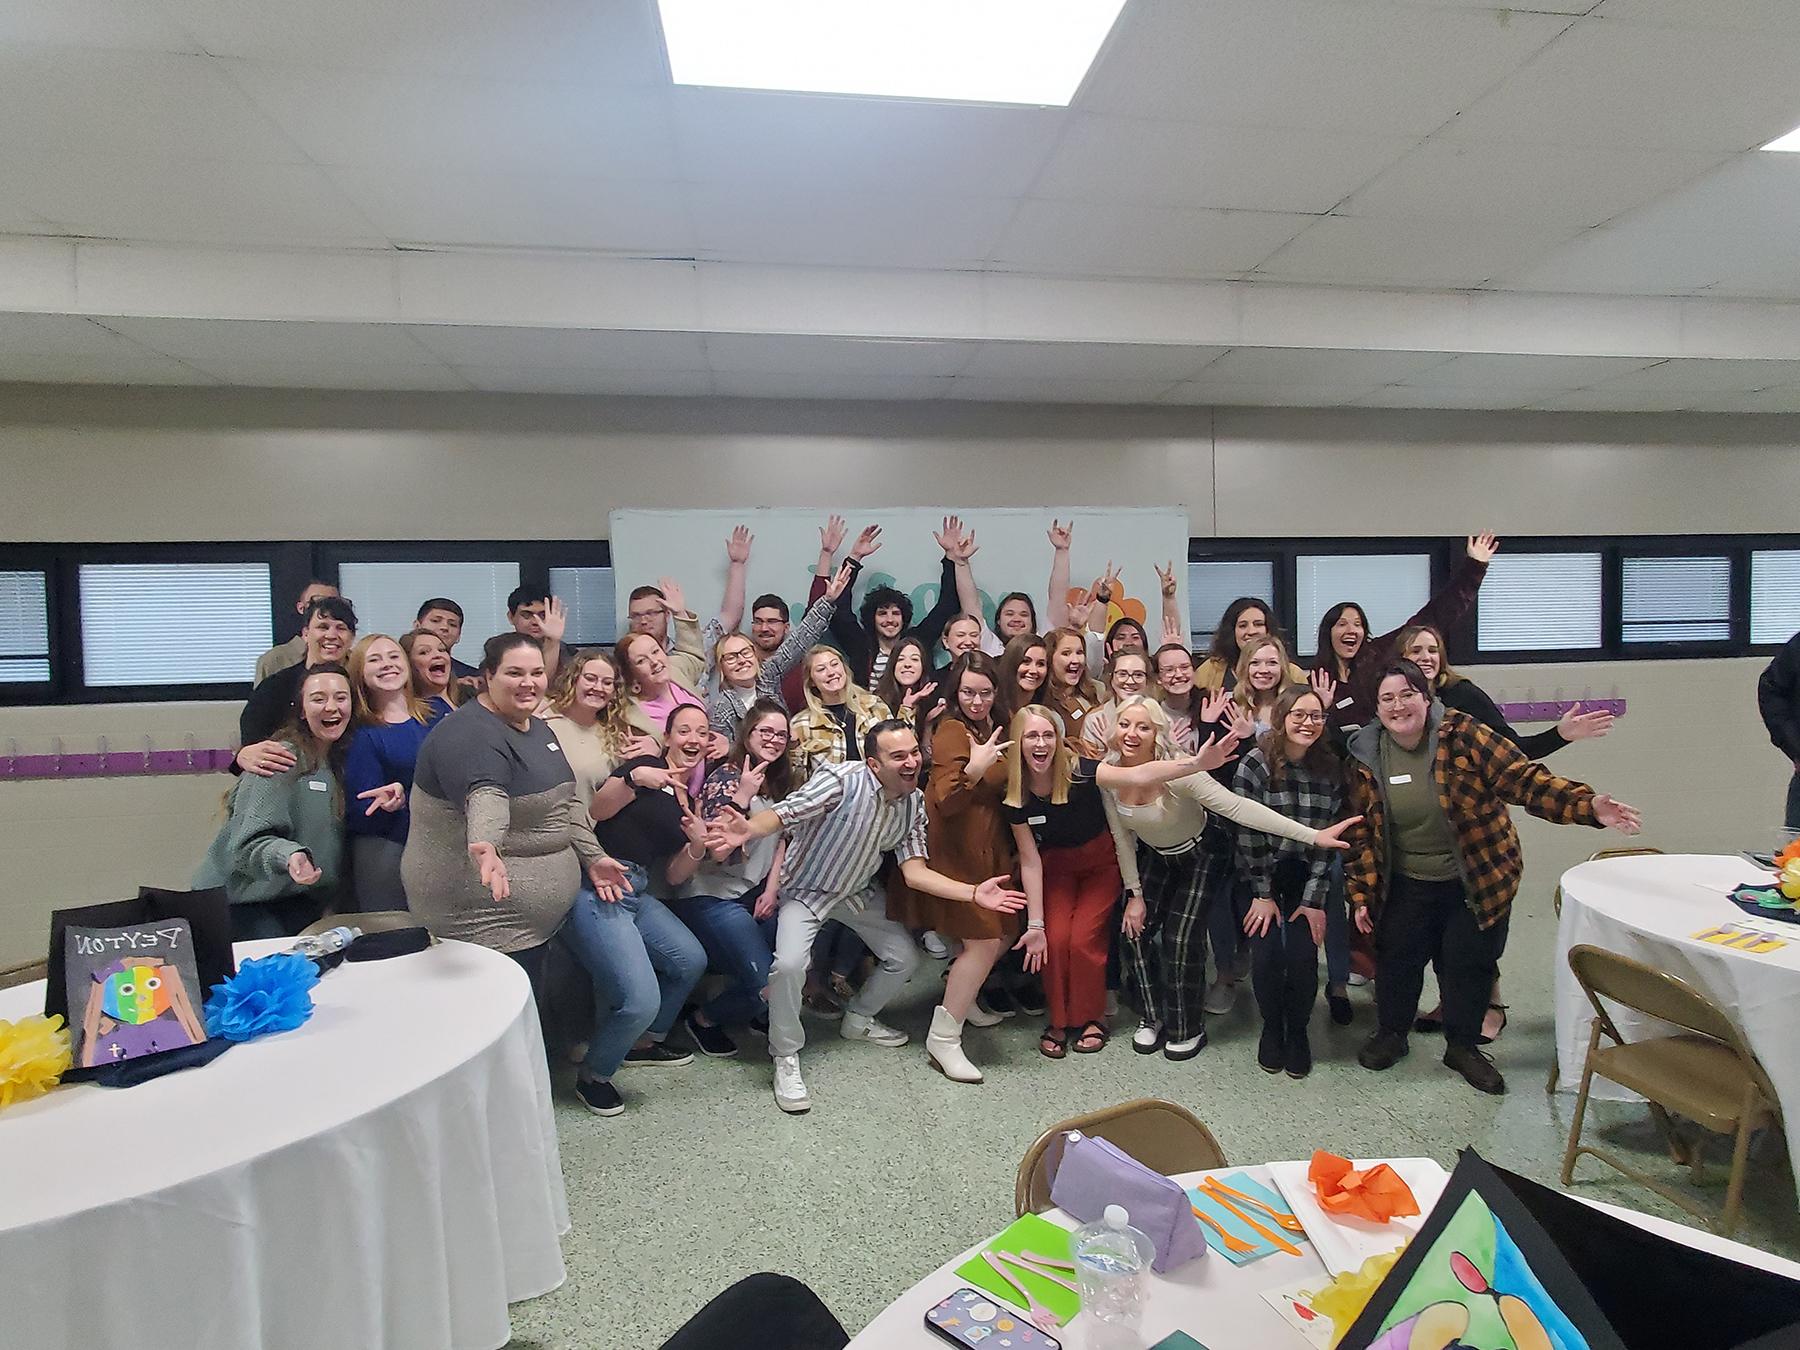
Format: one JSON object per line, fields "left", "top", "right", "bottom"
{"left": 196, "top": 663, "right": 403, "bottom": 939}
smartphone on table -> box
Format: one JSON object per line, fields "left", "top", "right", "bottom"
{"left": 925, "top": 1286, "right": 1063, "bottom": 1348}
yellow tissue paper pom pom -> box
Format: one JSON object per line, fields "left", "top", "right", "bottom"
{"left": 0, "top": 1013, "right": 73, "bottom": 1110}
{"left": 1312, "top": 1245, "right": 1407, "bottom": 1348}
{"left": 1779, "top": 860, "right": 1800, "bottom": 901}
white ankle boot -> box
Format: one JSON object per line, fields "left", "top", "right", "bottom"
{"left": 926, "top": 1005, "right": 983, "bottom": 1084}
{"left": 963, "top": 997, "right": 1006, "bottom": 1028}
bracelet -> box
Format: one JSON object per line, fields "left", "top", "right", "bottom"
{"left": 684, "top": 843, "right": 705, "bottom": 859}
{"left": 1026, "top": 919, "right": 1045, "bottom": 930}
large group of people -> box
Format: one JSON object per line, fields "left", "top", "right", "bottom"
{"left": 195, "top": 516, "right": 1644, "bottom": 1115}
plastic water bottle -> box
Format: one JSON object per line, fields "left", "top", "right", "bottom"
{"left": 290, "top": 925, "right": 361, "bottom": 960}
{"left": 1071, "top": 1202, "right": 1152, "bottom": 1349}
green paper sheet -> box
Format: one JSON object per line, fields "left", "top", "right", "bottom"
{"left": 953, "top": 1212, "right": 1082, "bottom": 1325}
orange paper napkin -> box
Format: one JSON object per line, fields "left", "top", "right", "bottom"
{"left": 1308, "top": 1151, "right": 1421, "bottom": 1223}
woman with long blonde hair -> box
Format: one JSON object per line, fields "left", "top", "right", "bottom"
{"left": 541, "top": 649, "right": 654, "bottom": 819}
{"left": 341, "top": 634, "right": 444, "bottom": 911}
{"left": 787, "top": 645, "right": 895, "bottom": 781}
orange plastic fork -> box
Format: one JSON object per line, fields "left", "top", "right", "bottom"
{"left": 1191, "top": 1203, "right": 1258, "bottom": 1256}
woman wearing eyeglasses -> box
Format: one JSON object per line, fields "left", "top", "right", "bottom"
{"left": 706, "top": 564, "right": 851, "bottom": 740}
{"left": 1081, "top": 649, "right": 1154, "bottom": 757}
{"left": 1345, "top": 660, "right": 1642, "bottom": 1096}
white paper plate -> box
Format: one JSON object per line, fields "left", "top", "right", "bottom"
{"left": 1264, "top": 1157, "right": 1447, "bottom": 1276}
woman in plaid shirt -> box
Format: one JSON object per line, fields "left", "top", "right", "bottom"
{"left": 1234, "top": 684, "right": 1349, "bottom": 1081}
{"left": 1345, "top": 660, "right": 1642, "bottom": 1096}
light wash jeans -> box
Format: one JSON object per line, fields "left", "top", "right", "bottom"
{"left": 766, "top": 893, "right": 919, "bottom": 1058}
{"left": 557, "top": 867, "right": 705, "bottom": 1082}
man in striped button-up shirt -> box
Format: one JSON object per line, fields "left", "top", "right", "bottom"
{"left": 708, "top": 718, "right": 1026, "bottom": 1114}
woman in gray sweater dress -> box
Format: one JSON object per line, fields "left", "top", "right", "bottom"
{"left": 403, "top": 634, "right": 630, "bottom": 987}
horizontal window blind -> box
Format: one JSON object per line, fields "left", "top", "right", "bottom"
{"left": 1621, "top": 555, "right": 1730, "bottom": 644}
{"left": 1478, "top": 552, "right": 1602, "bottom": 652}
{"left": 0, "top": 569, "right": 50, "bottom": 683}
{"left": 1294, "top": 554, "right": 1430, "bottom": 657}
{"left": 80, "top": 563, "right": 272, "bottom": 686}
{"left": 336, "top": 561, "right": 519, "bottom": 657}
{"left": 1186, "top": 560, "right": 1274, "bottom": 647}
{"left": 549, "top": 567, "right": 618, "bottom": 646}
{"left": 1752, "top": 550, "right": 1800, "bottom": 646}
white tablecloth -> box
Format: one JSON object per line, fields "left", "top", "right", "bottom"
{"left": 0, "top": 938, "right": 568, "bottom": 1350}
{"left": 1553, "top": 853, "right": 1800, "bottom": 1199}
{"left": 848, "top": 1161, "right": 1800, "bottom": 1349}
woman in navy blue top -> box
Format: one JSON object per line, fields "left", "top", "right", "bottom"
{"left": 344, "top": 634, "right": 447, "bottom": 911}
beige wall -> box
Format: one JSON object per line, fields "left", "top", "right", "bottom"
{"left": 1, "top": 385, "right": 1793, "bottom": 967}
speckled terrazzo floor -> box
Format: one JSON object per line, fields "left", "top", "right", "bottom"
{"left": 503, "top": 887, "right": 1800, "bottom": 1349}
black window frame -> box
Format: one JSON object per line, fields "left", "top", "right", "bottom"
{"left": 1471, "top": 539, "right": 1610, "bottom": 665}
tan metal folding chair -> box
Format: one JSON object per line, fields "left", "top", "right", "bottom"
{"left": 1014, "top": 1097, "right": 1227, "bottom": 1216}
{"left": 1547, "top": 846, "right": 1665, "bottom": 1093}
{"left": 299, "top": 910, "right": 424, "bottom": 937}
{"left": 1561, "top": 943, "right": 1784, "bottom": 1235}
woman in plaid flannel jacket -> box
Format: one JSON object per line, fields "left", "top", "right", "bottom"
{"left": 1343, "top": 660, "right": 1640, "bottom": 1094}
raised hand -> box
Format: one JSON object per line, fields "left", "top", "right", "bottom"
{"left": 1065, "top": 585, "right": 1097, "bottom": 631}
{"left": 1193, "top": 731, "right": 1241, "bottom": 774}
{"left": 1243, "top": 896, "right": 1279, "bottom": 938}
{"left": 1095, "top": 562, "right": 1122, "bottom": 604}
{"left": 629, "top": 763, "right": 674, "bottom": 792}
{"left": 357, "top": 782, "right": 406, "bottom": 815}
{"left": 824, "top": 560, "right": 854, "bottom": 602}
{"left": 541, "top": 595, "right": 567, "bottom": 643}
{"left": 953, "top": 528, "right": 979, "bottom": 563}
{"left": 468, "top": 841, "right": 509, "bottom": 902}
{"left": 287, "top": 851, "right": 321, "bottom": 886}
{"left": 966, "top": 725, "right": 1012, "bottom": 779}
{"left": 850, "top": 524, "right": 883, "bottom": 560}
{"left": 1313, "top": 815, "right": 1364, "bottom": 851}
{"left": 1161, "top": 611, "right": 1185, "bottom": 646}
{"left": 679, "top": 808, "right": 709, "bottom": 851}
{"left": 1466, "top": 532, "right": 1500, "bottom": 563}
{"left": 706, "top": 731, "right": 730, "bottom": 761}
{"left": 736, "top": 757, "right": 768, "bottom": 804}
{"left": 588, "top": 856, "right": 632, "bottom": 903}
{"left": 1014, "top": 925, "right": 1046, "bottom": 972}
{"left": 655, "top": 576, "right": 687, "bottom": 616}
{"left": 1155, "top": 561, "right": 1177, "bottom": 598}
{"left": 1198, "top": 688, "right": 1235, "bottom": 726}
{"left": 705, "top": 803, "right": 751, "bottom": 855}
{"left": 1557, "top": 702, "right": 1614, "bottom": 742}
{"left": 1593, "top": 793, "right": 1642, "bottom": 835}
{"left": 1309, "top": 668, "right": 1338, "bottom": 707}
{"left": 725, "top": 525, "right": 753, "bottom": 564}
{"left": 1223, "top": 702, "right": 1257, "bottom": 743}
{"left": 932, "top": 515, "right": 963, "bottom": 556}
{"left": 1047, "top": 519, "right": 1073, "bottom": 552}
{"left": 902, "top": 680, "right": 938, "bottom": 711}
{"left": 237, "top": 740, "right": 297, "bottom": 777}
{"left": 974, "top": 876, "right": 1027, "bottom": 913}
{"left": 820, "top": 514, "right": 847, "bottom": 556}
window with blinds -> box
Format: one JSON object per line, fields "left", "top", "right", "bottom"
{"left": 549, "top": 567, "right": 618, "bottom": 646}
{"left": 79, "top": 563, "right": 272, "bottom": 686}
{"left": 1621, "top": 555, "right": 1730, "bottom": 645}
{"left": 0, "top": 569, "right": 51, "bottom": 683}
{"left": 1477, "top": 552, "right": 1602, "bottom": 652}
{"left": 336, "top": 561, "right": 520, "bottom": 654}
{"left": 1294, "top": 553, "right": 1430, "bottom": 657}
{"left": 1186, "top": 560, "right": 1274, "bottom": 648}
{"left": 1751, "top": 549, "right": 1800, "bottom": 646}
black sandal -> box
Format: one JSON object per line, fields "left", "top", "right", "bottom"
{"left": 1477, "top": 1003, "right": 1509, "bottom": 1046}
{"left": 1072, "top": 1020, "right": 1110, "bottom": 1054}
{"left": 1039, "top": 1027, "right": 1068, "bottom": 1060}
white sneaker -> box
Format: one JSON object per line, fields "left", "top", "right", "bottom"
{"left": 922, "top": 930, "right": 950, "bottom": 958}
{"left": 840, "top": 1012, "right": 909, "bottom": 1047}
{"left": 963, "top": 999, "right": 1007, "bottom": 1028}
{"left": 1132, "top": 1020, "right": 1164, "bottom": 1053}
{"left": 1346, "top": 972, "right": 1371, "bottom": 987}
{"left": 772, "top": 1054, "right": 811, "bottom": 1113}
{"left": 1203, "top": 979, "right": 1238, "bottom": 1016}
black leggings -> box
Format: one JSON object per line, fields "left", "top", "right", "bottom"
{"left": 1375, "top": 875, "right": 1509, "bottom": 1050}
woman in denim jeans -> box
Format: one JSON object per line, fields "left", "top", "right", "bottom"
{"left": 564, "top": 704, "right": 713, "bottom": 1117}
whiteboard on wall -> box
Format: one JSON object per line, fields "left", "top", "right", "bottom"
{"left": 608, "top": 507, "right": 1190, "bottom": 639}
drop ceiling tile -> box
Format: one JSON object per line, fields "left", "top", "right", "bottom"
{"left": 96, "top": 318, "right": 438, "bottom": 365}
{"left": 1683, "top": 385, "right": 1800, "bottom": 413}
{"left": 1395, "top": 353, "right": 1663, "bottom": 389}
{"left": 1531, "top": 387, "right": 1722, "bottom": 411}
{"left": 958, "top": 341, "right": 1224, "bottom": 381}
{"left": 0, "top": 1, "right": 204, "bottom": 52}
{"left": 992, "top": 200, "right": 1311, "bottom": 279}
{"left": 1356, "top": 385, "right": 1567, "bottom": 409}
{"left": 1255, "top": 216, "right": 1583, "bottom": 287}
{"left": 713, "top": 372, "right": 955, "bottom": 400}
{"left": 672, "top": 90, "right": 1066, "bottom": 199}
{"left": 1033, "top": 115, "right": 1416, "bottom": 213}
{"left": 1452, "top": 18, "right": 1800, "bottom": 151}
{"left": 409, "top": 326, "right": 709, "bottom": 369}
{"left": 0, "top": 312, "right": 160, "bottom": 358}
{"left": 947, "top": 376, "right": 1177, "bottom": 404}
{"left": 1197, "top": 347, "right": 1454, "bottom": 385}
{"left": 703, "top": 334, "right": 974, "bottom": 377}
{"left": 0, "top": 49, "right": 306, "bottom": 161}
{"left": 328, "top": 167, "right": 691, "bottom": 252}
{"left": 1184, "top": 384, "right": 1384, "bottom": 408}
{"left": 1079, "top": 0, "right": 1569, "bottom": 135}
{"left": 688, "top": 186, "right": 1017, "bottom": 270}
{"left": 189, "top": 359, "right": 467, "bottom": 390}
{"left": 1585, "top": 357, "right": 1800, "bottom": 392}
{"left": 0, "top": 348, "right": 216, "bottom": 385}
{"left": 1340, "top": 140, "right": 1728, "bottom": 229}
{"left": 457, "top": 367, "right": 716, "bottom": 396}
{"left": 229, "top": 62, "right": 677, "bottom": 177}
{"left": 1593, "top": 0, "right": 1800, "bottom": 30}
{"left": 5, "top": 157, "right": 387, "bottom": 247}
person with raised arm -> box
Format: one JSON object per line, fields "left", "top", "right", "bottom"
{"left": 708, "top": 562, "right": 853, "bottom": 739}
{"left": 828, "top": 518, "right": 968, "bottom": 687}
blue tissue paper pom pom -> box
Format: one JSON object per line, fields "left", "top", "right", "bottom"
{"left": 203, "top": 952, "right": 320, "bottom": 1042}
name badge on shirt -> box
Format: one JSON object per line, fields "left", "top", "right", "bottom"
{"left": 1028, "top": 814, "right": 1047, "bottom": 826}
{"left": 1338, "top": 696, "right": 1354, "bottom": 708}
{"left": 307, "top": 778, "right": 329, "bottom": 792}
{"left": 546, "top": 742, "right": 560, "bottom": 752}
{"left": 1388, "top": 773, "right": 1412, "bottom": 785}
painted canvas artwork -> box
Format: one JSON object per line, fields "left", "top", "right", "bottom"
{"left": 65, "top": 921, "right": 207, "bottom": 1067}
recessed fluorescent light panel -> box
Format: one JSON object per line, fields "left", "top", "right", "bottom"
{"left": 1762, "top": 123, "right": 1800, "bottom": 152}
{"left": 656, "top": 0, "right": 1128, "bottom": 106}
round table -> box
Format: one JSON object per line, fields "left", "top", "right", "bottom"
{"left": 0, "top": 938, "right": 568, "bottom": 1350}
{"left": 1553, "top": 853, "right": 1800, "bottom": 1204}
{"left": 847, "top": 1160, "right": 1799, "bottom": 1349}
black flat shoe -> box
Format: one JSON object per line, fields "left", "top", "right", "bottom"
{"left": 1327, "top": 990, "right": 1353, "bottom": 1026}
{"left": 1257, "top": 1023, "right": 1284, "bottom": 1074}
